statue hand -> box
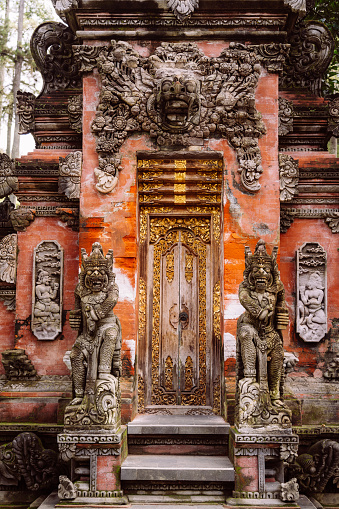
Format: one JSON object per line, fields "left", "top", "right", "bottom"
{"left": 69, "top": 309, "right": 81, "bottom": 330}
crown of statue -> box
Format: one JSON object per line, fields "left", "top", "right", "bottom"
{"left": 245, "top": 240, "right": 278, "bottom": 268}
{"left": 81, "top": 243, "right": 114, "bottom": 272}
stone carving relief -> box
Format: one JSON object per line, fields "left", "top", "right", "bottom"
{"left": 279, "top": 154, "right": 299, "bottom": 202}
{"left": 0, "top": 288, "right": 16, "bottom": 311}
{"left": 281, "top": 207, "right": 339, "bottom": 234}
{"left": 235, "top": 240, "right": 291, "bottom": 430}
{"left": 0, "top": 432, "right": 59, "bottom": 490}
{"left": 280, "top": 478, "right": 299, "bottom": 502}
{"left": 32, "top": 240, "right": 63, "bottom": 340}
{"left": 296, "top": 243, "right": 327, "bottom": 342}
{"left": 10, "top": 207, "right": 36, "bottom": 231}
{"left": 278, "top": 97, "right": 294, "bottom": 136}
{"left": 0, "top": 153, "right": 18, "bottom": 198}
{"left": 167, "top": 0, "right": 198, "bottom": 21}
{"left": 75, "top": 41, "right": 288, "bottom": 194}
{"left": 59, "top": 151, "right": 82, "bottom": 199}
{"left": 17, "top": 90, "right": 35, "bottom": 134}
{"left": 56, "top": 207, "right": 79, "bottom": 231}
{"left": 283, "top": 0, "right": 306, "bottom": 16}
{"left": 30, "top": 22, "right": 80, "bottom": 94}
{"left": 2, "top": 349, "right": 38, "bottom": 380}
{"left": 68, "top": 95, "right": 82, "bottom": 133}
{"left": 287, "top": 440, "right": 339, "bottom": 494}
{"left": 281, "top": 21, "right": 334, "bottom": 96}
{"left": 51, "top": 0, "right": 78, "bottom": 18}
{"left": 0, "top": 234, "right": 17, "bottom": 284}
{"left": 323, "top": 341, "right": 339, "bottom": 379}
{"left": 65, "top": 243, "right": 122, "bottom": 429}
{"left": 328, "top": 94, "right": 339, "bottom": 137}
{"left": 58, "top": 475, "right": 76, "bottom": 500}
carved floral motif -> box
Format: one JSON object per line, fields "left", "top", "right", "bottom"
{"left": 167, "top": 0, "right": 198, "bottom": 21}
{"left": 59, "top": 151, "right": 82, "bottom": 199}
{"left": 278, "top": 97, "right": 294, "bottom": 136}
{"left": 68, "top": 95, "right": 82, "bottom": 133}
{"left": 279, "top": 154, "right": 299, "bottom": 202}
{"left": 17, "top": 90, "right": 35, "bottom": 134}
{"left": 0, "top": 234, "right": 17, "bottom": 284}
{"left": 32, "top": 241, "right": 63, "bottom": 340}
{"left": 84, "top": 41, "right": 290, "bottom": 194}
{"left": 296, "top": 243, "right": 327, "bottom": 342}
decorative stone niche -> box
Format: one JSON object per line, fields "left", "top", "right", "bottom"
{"left": 31, "top": 240, "right": 63, "bottom": 340}
{"left": 296, "top": 242, "right": 327, "bottom": 343}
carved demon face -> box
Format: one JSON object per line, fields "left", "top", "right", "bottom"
{"left": 250, "top": 262, "right": 273, "bottom": 292}
{"left": 148, "top": 70, "right": 201, "bottom": 133}
{"left": 84, "top": 267, "right": 108, "bottom": 293}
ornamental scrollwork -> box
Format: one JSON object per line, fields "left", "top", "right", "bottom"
{"left": 86, "top": 41, "right": 291, "bottom": 194}
{"left": 2, "top": 349, "right": 38, "bottom": 380}
{"left": 30, "top": 22, "right": 81, "bottom": 94}
{"left": 279, "top": 154, "right": 299, "bottom": 202}
{"left": 281, "top": 21, "right": 334, "bottom": 96}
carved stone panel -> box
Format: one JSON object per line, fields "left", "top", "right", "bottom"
{"left": 0, "top": 234, "right": 17, "bottom": 284}
{"left": 296, "top": 243, "right": 327, "bottom": 342}
{"left": 32, "top": 241, "right": 63, "bottom": 340}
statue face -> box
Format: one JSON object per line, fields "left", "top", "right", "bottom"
{"left": 85, "top": 268, "right": 108, "bottom": 292}
{"left": 251, "top": 263, "right": 272, "bottom": 292}
{"left": 152, "top": 71, "right": 201, "bottom": 132}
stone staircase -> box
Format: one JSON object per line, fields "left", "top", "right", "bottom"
{"left": 121, "top": 414, "right": 234, "bottom": 503}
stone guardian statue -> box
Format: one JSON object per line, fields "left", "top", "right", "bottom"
{"left": 64, "top": 242, "right": 121, "bottom": 429}
{"left": 235, "top": 239, "right": 291, "bottom": 429}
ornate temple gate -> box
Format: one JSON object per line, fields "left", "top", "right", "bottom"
{"left": 137, "top": 154, "right": 224, "bottom": 414}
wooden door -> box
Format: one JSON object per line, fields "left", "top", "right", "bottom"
{"left": 146, "top": 217, "right": 211, "bottom": 407}
{"left": 137, "top": 155, "right": 224, "bottom": 414}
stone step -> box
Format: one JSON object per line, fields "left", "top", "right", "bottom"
{"left": 127, "top": 414, "right": 230, "bottom": 456}
{"left": 121, "top": 454, "right": 235, "bottom": 483}
{"left": 128, "top": 414, "right": 230, "bottom": 436}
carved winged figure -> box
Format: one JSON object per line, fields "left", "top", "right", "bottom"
{"left": 65, "top": 243, "right": 122, "bottom": 428}
{"left": 235, "top": 240, "right": 291, "bottom": 429}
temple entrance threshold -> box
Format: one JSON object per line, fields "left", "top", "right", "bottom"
{"left": 121, "top": 414, "right": 233, "bottom": 502}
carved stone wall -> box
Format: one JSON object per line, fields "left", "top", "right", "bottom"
{"left": 296, "top": 243, "right": 327, "bottom": 342}
{"left": 31, "top": 240, "right": 63, "bottom": 340}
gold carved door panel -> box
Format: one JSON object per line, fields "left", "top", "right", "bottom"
{"left": 148, "top": 218, "right": 210, "bottom": 407}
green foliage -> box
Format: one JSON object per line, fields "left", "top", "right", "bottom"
{"left": 307, "top": 0, "right": 339, "bottom": 94}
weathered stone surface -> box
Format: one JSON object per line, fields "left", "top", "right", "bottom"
{"left": 64, "top": 243, "right": 122, "bottom": 429}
